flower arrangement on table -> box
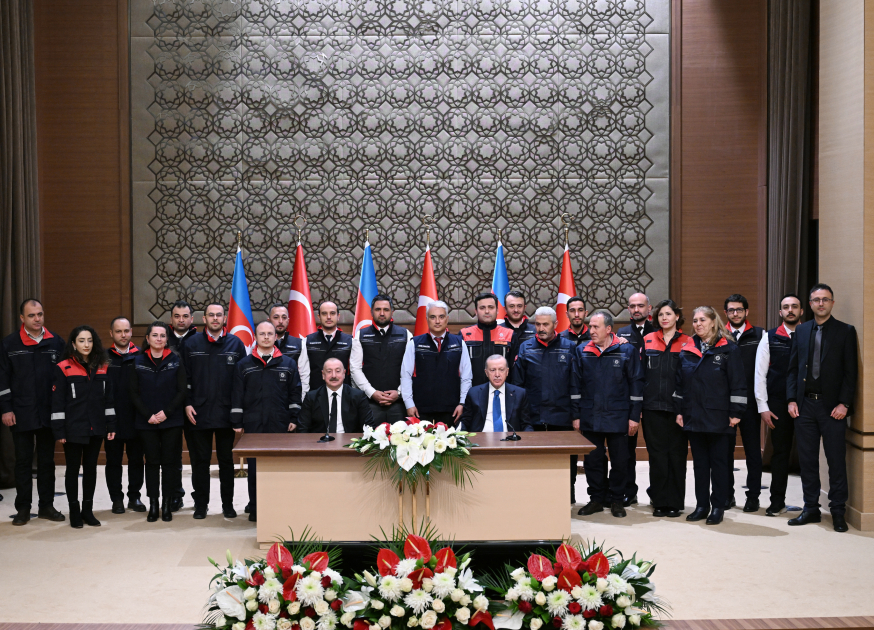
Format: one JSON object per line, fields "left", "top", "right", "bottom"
{"left": 205, "top": 533, "right": 345, "bottom": 630}
{"left": 342, "top": 532, "right": 495, "bottom": 630}
{"left": 482, "top": 542, "right": 664, "bottom": 630}
{"left": 346, "top": 419, "right": 480, "bottom": 492}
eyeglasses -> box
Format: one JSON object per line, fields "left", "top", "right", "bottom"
{"left": 726, "top": 308, "right": 746, "bottom": 315}
{"left": 810, "top": 298, "right": 833, "bottom": 305}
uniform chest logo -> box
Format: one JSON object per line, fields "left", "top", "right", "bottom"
{"left": 714, "top": 355, "right": 723, "bottom": 363}
{"left": 613, "top": 358, "right": 621, "bottom": 367}
{"left": 279, "top": 372, "right": 287, "bottom": 381}
{"left": 227, "top": 355, "right": 234, "bottom": 364}
{"left": 558, "top": 354, "right": 567, "bottom": 363}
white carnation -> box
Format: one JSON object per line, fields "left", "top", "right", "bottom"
{"left": 419, "top": 611, "right": 438, "bottom": 630}
{"left": 268, "top": 600, "right": 281, "bottom": 614}
{"left": 246, "top": 601, "right": 259, "bottom": 612}
{"left": 379, "top": 616, "right": 391, "bottom": 628}
{"left": 611, "top": 614, "right": 626, "bottom": 629}
{"left": 534, "top": 592, "right": 547, "bottom": 606}
{"left": 391, "top": 605, "right": 405, "bottom": 617}
{"left": 324, "top": 569, "right": 343, "bottom": 585}
{"left": 529, "top": 620, "right": 542, "bottom": 630}
{"left": 300, "top": 618, "right": 316, "bottom": 630}
{"left": 541, "top": 576, "right": 557, "bottom": 592}
{"left": 431, "top": 599, "right": 445, "bottom": 613}
{"left": 315, "top": 601, "right": 331, "bottom": 616}
{"left": 473, "top": 595, "right": 489, "bottom": 612}
{"left": 455, "top": 607, "right": 471, "bottom": 623}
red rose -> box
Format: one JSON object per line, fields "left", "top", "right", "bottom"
{"left": 568, "top": 603, "right": 581, "bottom": 615}
{"left": 552, "top": 618, "right": 562, "bottom": 628}
{"left": 553, "top": 562, "right": 562, "bottom": 574}
{"left": 279, "top": 611, "right": 289, "bottom": 619}
{"left": 321, "top": 576, "right": 332, "bottom": 588}
{"left": 518, "top": 601, "right": 532, "bottom": 614}
{"left": 354, "top": 621, "right": 370, "bottom": 630}
{"left": 292, "top": 625, "right": 301, "bottom": 630}
{"left": 330, "top": 600, "right": 342, "bottom": 611}
{"left": 582, "top": 610, "right": 596, "bottom": 620}
{"left": 599, "top": 605, "right": 613, "bottom": 617}
{"left": 305, "top": 608, "right": 316, "bottom": 618}
{"left": 259, "top": 605, "right": 269, "bottom": 614}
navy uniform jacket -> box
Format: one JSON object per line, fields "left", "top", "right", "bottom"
{"left": 616, "top": 320, "right": 656, "bottom": 363}
{"left": 573, "top": 335, "right": 644, "bottom": 433}
{"left": 167, "top": 326, "right": 197, "bottom": 350}
{"left": 182, "top": 331, "right": 246, "bottom": 430}
{"left": 231, "top": 347, "right": 302, "bottom": 433}
{"left": 106, "top": 345, "right": 139, "bottom": 440}
{"left": 51, "top": 358, "right": 116, "bottom": 442}
{"left": 674, "top": 336, "right": 747, "bottom": 435}
{"left": 0, "top": 327, "right": 65, "bottom": 432}
{"left": 460, "top": 382, "right": 531, "bottom": 432}
{"left": 511, "top": 334, "right": 578, "bottom": 427}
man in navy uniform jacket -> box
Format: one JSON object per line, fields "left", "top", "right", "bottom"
{"left": 460, "top": 355, "right": 530, "bottom": 432}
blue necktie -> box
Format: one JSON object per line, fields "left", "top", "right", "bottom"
{"left": 493, "top": 389, "right": 504, "bottom": 432}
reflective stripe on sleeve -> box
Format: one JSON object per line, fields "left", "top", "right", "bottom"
{"left": 730, "top": 396, "right": 747, "bottom": 404}
{"left": 51, "top": 412, "right": 65, "bottom": 420}
{"left": 570, "top": 394, "right": 581, "bottom": 400}
{"left": 0, "top": 389, "right": 10, "bottom": 397}
{"left": 231, "top": 408, "right": 243, "bottom": 414}
{"left": 105, "top": 409, "right": 116, "bottom": 416}
{"left": 289, "top": 404, "right": 301, "bottom": 410}
{"left": 629, "top": 396, "right": 643, "bottom": 401}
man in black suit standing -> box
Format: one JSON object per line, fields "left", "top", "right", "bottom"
{"left": 460, "top": 355, "right": 530, "bottom": 432}
{"left": 299, "top": 358, "right": 374, "bottom": 434}
{"left": 787, "top": 283, "right": 858, "bottom": 532}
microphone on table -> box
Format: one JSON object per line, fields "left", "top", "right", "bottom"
{"left": 318, "top": 422, "right": 335, "bottom": 443}
{"left": 500, "top": 419, "right": 522, "bottom": 442}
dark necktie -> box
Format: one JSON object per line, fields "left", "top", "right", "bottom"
{"left": 733, "top": 330, "right": 740, "bottom": 341}
{"left": 812, "top": 325, "right": 823, "bottom": 380}
{"left": 435, "top": 336, "right": 442, "bottom": 352}
{"left": 262, "top": 354, "right": 271, "bottom": 363}
{"left": 329, "top": 391, "right": 338, "bottom": 432}
{"left": 325, "top": 335, "right": 332, "bottom": 344}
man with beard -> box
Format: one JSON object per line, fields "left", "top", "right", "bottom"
{"left": 460, "top": 293, "right": 514, "bottom": 387}
{"left": 305, "top": 302, "right": 354, "bottom": 390}
{"left": 754, "top": 293, "right": 803, "bottom": 516}
{"left": 166, "top": 299, "right": 196, "bottom": 510}
{"left": 269, "top": 303, "right": 311, "bottom": 395}
{"left": 559, "top": 296, "right": 590, "bottom": 346}
{"left": 504, "top": 290, "right": 537, "bottom": 363}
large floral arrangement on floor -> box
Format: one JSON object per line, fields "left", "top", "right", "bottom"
{"left": 204, "top": 534, "right": 346, "bottom": 630}
{"left": 482, "top": 542, "right": 664, "bottom": 630}
{"left": 346, "top": 419, "right": 480, "bottom": 491}
{"left": 342, "top": 532, "right": 495, "bottom": 630}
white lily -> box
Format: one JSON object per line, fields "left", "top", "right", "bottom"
{"left": 456, "top": 567, "right": 482, "bottom": 592}
{"left": 362, "top": 425, "right": 375, "bottom": 441}
{"left": 216, "top": 585, "right": 248, "bottom": 621}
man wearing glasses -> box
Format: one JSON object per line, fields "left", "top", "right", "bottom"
{"left": 723, "top": 294, "right": 765, "bottom": 512}
{"left": 787, "top": 284, "right": 857, "bottom": 532}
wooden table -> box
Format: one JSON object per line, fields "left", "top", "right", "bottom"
{"left": 234, "top": 431, "right": 593, "bottom": 546}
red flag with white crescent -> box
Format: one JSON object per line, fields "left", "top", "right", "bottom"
{"left": 288, "top": 243, "right": 316, "bottom": 339}
{"left": 414, "top": 247, "right": 439, "bottom": 336}
{"left": 556, "top": 244, "right": 577, "bottom": 333}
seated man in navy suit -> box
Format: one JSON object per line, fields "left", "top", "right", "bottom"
{"left": 298, "top": 359, "right": 374, "bottom": 434}
{"left": 460, "top": 355, "right": 531, "bottom": 432}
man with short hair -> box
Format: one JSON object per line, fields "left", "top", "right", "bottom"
{"left": 167, "top": 300, "right": 198, "bottom": 350}
{"left": 460, "top": 355, "right": 530, "bottom": 432}
{"left": 575, "top": 310, "right": 644, "bottom": 518}
{"left": 182, "top": 303, "right": 246, "bottom": 519}
{"left": 560, "top": 296, "right": 590, "bottom": 346}
{"left": 0, "top": 299, "right": 66, "bottom": 525}
{"left": 787, "top": 284, "right": 857, "bottom": 532}
{"left": 305, "top": 301, "right": 353, "bottom": 391}
{"left": 504, "top": 290, "right": 537, "bottom": 361}
{"left": 461, "top": 293, "right": 514, "bottom": 387}
{"left": 104, "top": 316, "right": 145, "bottom": 514}
{"left": 400, "top": 301, "right": 472, "bottom": 425}
{"left": 754, "top": 293, "right": 803, "bottom": 516}
{"left": 299, "top": 359, "right": 374, "bottom": 434}
{"left": 270, "top": 303, "right": 311, "bottom": 395}
{"left": 350, "top": 294, "right": 412, "bottom": 424}
{"left": 231, "top": 321, "right": 302, "bottom": 522}
{"left": 723, "top": 293, "right": 765, "bottom": 512}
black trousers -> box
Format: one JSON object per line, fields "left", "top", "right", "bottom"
{"left": 727, "top": 408, "right": 763, "bottom": 501}
{"left": 63, "top": 436, "right": 102, "bottom": 504}
{"left": 688, "top": 432, "right": 732, "bottom": 510}
{"left": 177, "top": 423, "right": 194, "bottom": 499}
{"left": 140, "top": 426, "right": 183, "bottom": 502}
{"left": 104, "top": 436, "right": 145, "bottom": 502}
{"left": 625, "top": 432, "right": 638, "bottom": 499}
{"left": 369, "top": 400, "right": 407, "bottom": 425}
{"left": 767, "top": 400, "right": 794, "bottom": 506}
{"left": 643, "top": 409, "right": 687, "bottom": 510}
{"left": 12, "top": 427, "right": 56, "bottom": 511}
{"left": 796, "top": 397, "right": 848, "bottom": 515}
{"left": 189, "top": 427, "right": 236, "bottom": 508}
{"left": 533, "top": 424, "right": 578, "bottom": 502}
{"left": 247, "top": 457, "right": 257, "bottom": 512}
{"left": 582, "top": 430, "right": 629, "bottom": 504}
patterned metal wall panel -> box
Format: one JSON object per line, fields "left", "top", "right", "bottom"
{"left": 131, "top": 0, "right": 669, "bottom": 324}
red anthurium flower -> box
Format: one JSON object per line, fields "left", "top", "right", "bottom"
{"left": 556, "top": 568, "right": 582, "bottom": 592}
{"left": 267, "top": 543, "right": 295, "bottom": 577}
{"left": 517, "top": 601, "right": 533, "bottom": 614}
{"left": 406, "top": 417, "right": 421, "bottom": 425}
{"left": 598, "top": 605, "right": 613, "bottom": 617}
{"left": 555, "top": 544, "right": 582, "bottom": 572}
{"left": 582, "top": 610, "right": 596, "bottom": 620}
{"left": 434, "top": 617, "right": 453, "bottom": 630}
{"left": 354, "top": 621, "right": 370, "bottom": 630}
{"left": 434, "top": 547, "right": 457, "bottom": 573}
{"left": 527, "top": 555, "right": 555, "bottom": 580}
{"left": 301, "top": 552, "right": 329, "bottom": 573}
{"left": 577, "top": 560, "right": 590, "bottom": 575}
{"left": 245, "top": 620, "right": 255, "bottom": 630}
{"left": 568, "top": 603, "right": 581, "bottom": 615}
{"left": 469, "top": 611, "right": 495, "bottom": 630}
{"left": 587, "top": 553, "right": 609, "bottom": 579}
{"left": 377, "top": 549, "right": 401, "bottom": 576}
{"left": 283, "top": 573, "right": 299, "bottom": 602}
{"left": 404, "top": 534, "right": 432, "bottom": 561}
{"left": 409, "top": 567, "right": 434, "bottom": 589}
{"left": 247, "top": 571, "right": 266, "bottom": 587}
{"left": 330, "top": 600, "right": 342, "bottom": 611}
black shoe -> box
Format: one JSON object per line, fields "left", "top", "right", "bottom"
{"left": 743, "top": 499, "right": 760, "bottom": 513}
{"left": 223, "top": 506, "right": 237, "bottom": 518}
{"left": 0, "top": 493, "right": 3, "bottom": 501}
{"left": 147, "top": 500, "right": 160, "bottom": 522}
{"left": 611, "top": 503, "right": 627, "bottom": 518}
{"left": 577, "top": 501, "right": 604, "bottom": 516}
{"left": 706, "top": 508, "right": 724, "bottom": 525}
{"left": 665, "top": 509, "right": 681, "bottom": 518}
{"left": 111, "top": 500, "right": 126, "bottom": 514}
{"left": 248, "top": 511, "right": 257, "bottom": 522}
{"left": 725, "top": 497, "right": 736, "bottom": 509}
{"left": 193, "top": 505, "right": 208, "bottom": 519}
{"left": 170, "top": 497, "right": 184, "bottom": 512}
{"left": 788, "top": 510, "right": 821, "bottom": 526}
{"left": 81, "top": 501, "right": 101, "bottom": 527}
{"left": 128, "top": 498, "right": 147, "bottom": 513}
{"left": 69, "top": 502, "right": 84, "bottom": 529}
{"left": 623, "top": 497, "right": 638, "bottom": 507}
{"left": 244, "top": 503, "right": 251, "bottom": 514}
{"left": 12, "top": 509, "right": 30, "bottom": 526}
{"left": 37, "top": 506, "right": 65, "bottom": 522}
{"left": 765, "top": 503, "right": 786, "bottom": 517}
{"left": 162, "top": 501, "right": 173, "bottom": 522}
{"left": 652, "top": 507, "right": 667, "bottom": 517}
{"left": 832, "top": 514, "right": 849, "bottom": 532}
{"left": 686, "top": 507, "right": 710, "bottom": 521}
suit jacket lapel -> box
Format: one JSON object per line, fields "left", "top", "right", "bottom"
{"left": 820, "top": 320, "right": 834, "bottom": 363}
{"left": 341, "top": 391, "right": 356, "bottom": 432}
{"left": 319, "top": 388, "right": 330, "bottom": 432}
{"left": 505, "top": 388, "right": 516, "bottom": 423}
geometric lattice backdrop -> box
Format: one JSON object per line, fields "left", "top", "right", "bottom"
{"left": 131, "top": 0, "right": 669, "bottom": 324}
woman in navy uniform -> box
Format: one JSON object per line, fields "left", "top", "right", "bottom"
{"left": 51, "top": 326, "right": 115, "bottom": 528}
{"left": 129, "top": 321, "right": 187, "bottom": 523}
{"left": 675, "top": 306, "right": 746, "bottom": 525}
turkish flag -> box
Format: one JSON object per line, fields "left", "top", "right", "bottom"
{"left": 555, "top": 244, "right": 577, "bottom": 333}
{"left": 287, "top": 243, "right": 316, "bottom": 338}
{"left": 414, "top": 247, "right": 439, "bottom": 336}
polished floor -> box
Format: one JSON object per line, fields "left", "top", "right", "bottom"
{"left": 0, "top": 462, "right": 873, "bottom": 623}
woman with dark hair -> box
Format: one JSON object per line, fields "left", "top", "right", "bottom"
{"left": 51, "top": 325, "right": 115, "bottom": 528}
{"left": 129, "top": 321, "right": 187, "bottom": 522}
{"left": 675, "top": 306, "right": 746, "bottom": 525}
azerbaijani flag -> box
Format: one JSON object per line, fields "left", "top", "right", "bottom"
{"left": 492, "top": 239, "right": 510, "bottom": 323}
{"left": 227, "top": 246, "right": 256, "bottom": 352}
{"left": 353, "top": 240, "right": 378, "bottom": 337}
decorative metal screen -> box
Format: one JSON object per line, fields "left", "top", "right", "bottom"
{"left": 131, "top": 0, "right": 669, "bottom": 324}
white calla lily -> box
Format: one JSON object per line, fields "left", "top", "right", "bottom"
{"left": 216, "top": 585, "right": 248, "bottom": 621}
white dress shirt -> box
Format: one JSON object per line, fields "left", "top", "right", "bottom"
{"left": 327, "top": 384, "right": 345, "bottom": 433}
{"left": 297, "top": 343, "right": 311, "bottom": 396}
{"left": 483, "top": 383, "right": 507, "bottom": 432}
{"left": 350, "top": 325, "right": 413, "bottom": 397}
{"left": 400, "top": 333, "right": 473, "bottom": 409}
{"left": 26, "top": 327, "right": 45, "bottom": 344}
{"left": 753, "top": 324, "right": 794, "bottom": 413}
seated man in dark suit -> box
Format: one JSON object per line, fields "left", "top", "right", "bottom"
{"left": 460, "top": 355, "right": 531, "bottom": 432}
{"left": 298, "top": 358, "right": 374, "bottom": 434}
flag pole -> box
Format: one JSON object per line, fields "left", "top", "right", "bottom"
{"left": 294, "top": 215, "right": 305, "bottom": 245}
{"left": 238, "top": 230, "right": 242, "bottom": 250}
{"left": 560, "top": 212, "right": 570, "bottom": 246}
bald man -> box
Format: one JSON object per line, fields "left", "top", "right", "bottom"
{"left": 298, "top": 358, "right": 374, "bottom": 434}
{"left": 305, "top": 301, "right": 354, "bottom": 391}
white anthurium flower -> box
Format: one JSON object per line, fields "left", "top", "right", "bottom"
{"left": 418, "top": 440, "right": 436, "bottom": 465}
{"left": 422, "top": 433, "right": 437, "bottom": 447}
{"left": 342, "top": 586, "right": 373, "bottom": 613}
{"left": 216, "top": 585, "right": 248, "bottom": 621}
{"left": 390, "top": 433, "right": 407, "bottom": 447}
{"left": 456, "top": 567, "right": 482, "bottom": 592}
{"left": 491, "top": 608, "right": 525, "bottom": 630}
{"left": 396, "top": 442, "right": 421, "bottom": 471}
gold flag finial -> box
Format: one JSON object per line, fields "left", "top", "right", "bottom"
{"left": 560, "top": 213, "right": 571, "bottom": 245}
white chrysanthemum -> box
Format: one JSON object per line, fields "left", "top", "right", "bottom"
{"left": 379, "top": 575, "right": 404, "bottom": 602}
{"left": 252, "top": 613, "right": 276, "bottom": 630}
{"left": 259, "top": 578, "right": 283, "bottom": 602}
{"left": 297, "top": 575, "right": 326, "bottom": 606}
{"left": 324, "top": 568, "right": 343, "bottom": 585}
{"left": 546, "top": 590, "right": 571, "bottom": 616}
{"left": 576, "top": 585, "right": 602, "bottom": 611}
{"left": 395, "top": 559, "right": 419, "bottom": 578}
{"left": 561, "top": 615, "right": 585, "bottom": 630}
{"left": 404, "top": 589, "right": 434, "bottom": 615}
{"left": 292, "top": 565, "right": 307, "bottom": 575}
{"left": 515, "top": 583, "right": 535, "bottom": 602}
{"left": 605, "top": 575, "right": 628, "bottom": 598}
{"left": 317, "top": 611, "right": 338, "bottom": 630}
{"left": 430, "top": 573, "right": 456, "bottom": 599}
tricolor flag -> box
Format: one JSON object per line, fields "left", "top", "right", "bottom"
{"left": 491, "top": 239, "right": 510, "bottom": 323}
{"left": 555, "top": 244, "right": 577, "bottom": 333}
{"left": 288, "top": 243, "right": 316, "bottom": 338}
{"left": 414, "top": 246, "right": 439, "bottom": 336}
{"left": 353, "top": 240, "right": 378, "bottom": 337}
{"left": 227, "top": 246, "right": 256, "bottom": 352}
